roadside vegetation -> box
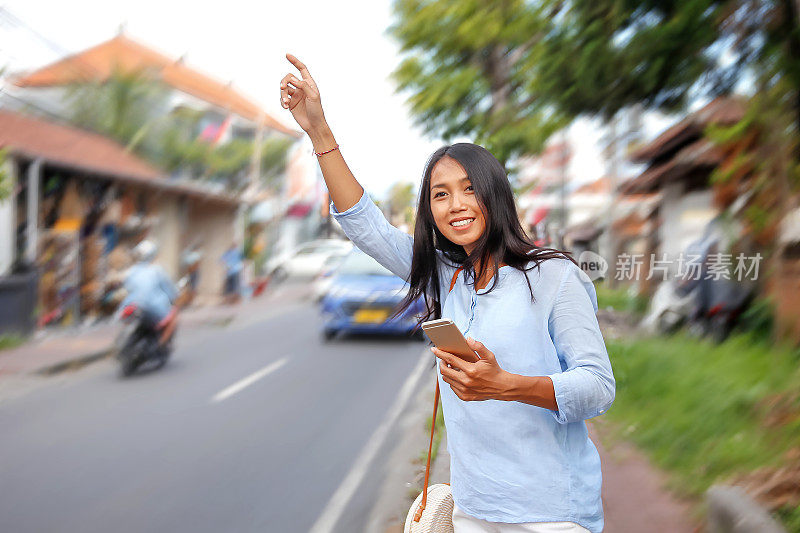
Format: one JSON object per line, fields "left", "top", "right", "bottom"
{"left": 0, "top": 334, "right": 24, "bottom": 351}
{"left": 597, "top": 283, "right": 800, "bottom": 530}
{"left": 594, "top": 281, "right": 649, "bottom": 318}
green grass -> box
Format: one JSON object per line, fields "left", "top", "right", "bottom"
{"left": 409, "top": 395, "right": 447, "bottom": 501}
{"left": 604, "top": 330, "right": 800, "bottom": 530}
{"left": 0, "top": 333, "right": 24, "bottom": 351}
{"left": 418, "top": 396, "right": 446, "bottom": 465}
{"left": 594, "top": 281, "right": 649, "bottom": 316}
{"left": 776, "top": 505, "right": 800, "bottom": 531}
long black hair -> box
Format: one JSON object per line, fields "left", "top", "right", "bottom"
{"left": 395, "top": 143, "right": 580, "bottom": 324}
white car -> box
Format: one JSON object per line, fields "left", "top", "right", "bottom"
{"left": 311, "top": 253, "right": 350, "bottom": 301}
{"left": 267, "top": 239, "right": 353, "bottom": 280}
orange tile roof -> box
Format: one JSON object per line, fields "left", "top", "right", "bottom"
{"left": 0, "top": 110, "right": 241, "bottom": 205}
{"left": 13, "top": 33, "right": 301, "bottom": 138}
{"left": 0, "top": 109, "right": 161, "bottom": 181}
{"left": 621, "top": 138, "right": 725, "bottom": 194}
{"left": 574, "top": 176, "right": 612, "bottom": 194}
{"left": 629, "top": 97, "right": 745, "bottom": 163}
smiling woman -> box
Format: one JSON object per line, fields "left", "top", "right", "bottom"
{"left": 429, "top": 159, "right": 486, "bottom": 255}
{"left": 280, "top": 54, "right": 615, "bottom": 533}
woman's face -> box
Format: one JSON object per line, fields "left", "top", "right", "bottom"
{"left": 429, "top": 156, "right": 486, "bottom": 255}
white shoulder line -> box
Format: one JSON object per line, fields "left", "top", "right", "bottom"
{"left": 308, "top": 348, "right": 432, "bottom": 533}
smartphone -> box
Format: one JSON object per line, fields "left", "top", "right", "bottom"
{"left": 420, "top": 318, "right": 480, "bottom": 363}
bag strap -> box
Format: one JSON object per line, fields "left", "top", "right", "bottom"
{"left": 414, "top": 266, "right": 462, "bottom": 522}
{"left": 449, "top": 267, "right": 463, "bottom": 292}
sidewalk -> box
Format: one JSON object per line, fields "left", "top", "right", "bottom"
{"left": 0, "top": 281, "right": 310, "bottom": 377}
{"left": 0, "top": 322, "right": 122, "bottom": 376}
{"left": 590, "top": 419, "right": 700, "bottom": 532}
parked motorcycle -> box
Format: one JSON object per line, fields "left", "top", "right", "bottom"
{"left": 641, "top": 216, "right": 756, "bottom": 342}
{"left": 685, "top": 274, "right": 756, "bottom": 343}
{"left": 115, "top": 304, "right": 173, "bottom": 377}
{"left": 639, "top": 277, "right": 698, "bottom": 335}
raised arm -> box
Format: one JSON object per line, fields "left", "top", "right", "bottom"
{"left": 280, "top": 54, "right": 362, "bottom": 212}
{"left": 280, "top": 54, "right": 420, "bottom": 280}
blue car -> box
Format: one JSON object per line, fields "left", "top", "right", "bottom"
{"left": 320, "top": 249, "right": 426, "bottom": 340}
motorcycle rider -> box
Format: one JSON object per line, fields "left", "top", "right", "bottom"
{"left": 121, "top": 240, "right": 179, "bottom": 351}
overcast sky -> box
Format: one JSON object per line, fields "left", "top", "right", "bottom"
{"left": 0, "top": 1, "right": 672, "bottom": 198}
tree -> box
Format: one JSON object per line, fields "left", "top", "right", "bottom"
{"left": 67, "top": 70, "right": 293, "bottom": 191}
{"left": 389, "top": 0, "right": 569, "bottom": 172}
{"left": 66, "top": 66, "right": 170, "bottom": 159}
{"left": 0, "top": 148, "right": 11, "bottom": 201}
{"left": 536, "top": 1, "right": 800, "bottom": 130}
{"left": 392, "top": 1, "right": 800, "bottom": 153}
{"left": 536, "top": 1, "right": 725, "bottom": 120}
{"left": 386, "top": 181, "right": 416, "bottom": 226}
{"left": 707, "top": 77, "right": 800, "bottom": 254}
{"left": 258, "top": 136, "right": 295, "bottom": 189}
{"left": 538, "top": 0, "right": 800, "bottom": 211}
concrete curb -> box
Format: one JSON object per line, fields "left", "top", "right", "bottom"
{"left": 35, "top": 346, "right": 115, "bottom": 376}
{"left": 706, "top": 485, "right": 786, "bottom": 533}
{"left": 365, "top": 361, "right": 451, "bottom": 533}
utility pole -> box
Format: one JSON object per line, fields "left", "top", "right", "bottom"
{"left": 238, "top": 115, "right": 265, "bottom": 279}
{"left": 602, "top": 114, "right": 620, "bottom": 288}
{"left": 559, "top": 129, "right": 571, "bottom": 250}
{"left": 248, "top": 115, "right": 265, "bottom": 197}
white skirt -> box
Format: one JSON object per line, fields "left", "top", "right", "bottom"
{"left": 452, "top": 504, "right": 591, "bottom": 533}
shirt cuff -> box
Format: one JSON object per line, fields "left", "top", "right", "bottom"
{"left": 329, "top": 189, "right": 370, "bottom": 218}
{"left": 547, "top": 371, "right": 573, "bottom": 424}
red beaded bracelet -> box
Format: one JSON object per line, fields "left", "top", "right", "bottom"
{"left": 314, "top": 144, "right": 339, "bottom": 157}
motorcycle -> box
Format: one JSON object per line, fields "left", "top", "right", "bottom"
{"left": 639, "top": 277, "right": 698, "bottom": 336}
{"left": 640, "top": 215, "right": 756, "bottom": 342}
{"left": 115, "top": 304, "right": 174, "bottom": 377}
{"left": 684, "top": 274, "right": 756, "bottom": 343}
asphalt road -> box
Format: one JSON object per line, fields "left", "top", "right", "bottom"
{"left": 0, "top": 288, "right": 428, "bottom": 533}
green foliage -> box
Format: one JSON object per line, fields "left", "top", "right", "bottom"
{"left": 421, "top": 394, "right": 445, "bottom": 464}
{"left": 537, "top": 1, "right": 725, "bottom": 120}
{"left": 775, "top": 505, "right": 800, "bottom": 532}
{"left": 706, "top": 111, "right": 756, "bottom": 147}
{"left": 594, "top": 281, "right": 649, "bottom": 317}
{"left": 704, "top": 65, "right": 800, "bottom": 252}
{"left": 66, "top": 70, "right": 292, "bottom": 190}
{"left": 710, "top": 152, "right": 754, "bottom": 186}
{"left": 386, "top": 182, "right": 416, "bottom": 226}
{"left": 0, "top": 333, "right": 24, "bottom": 351}
{"left": 389, "top": 0, "right": 569, "bottom": 169}
{"left": 148, "top": 109, "right": 292, "bottom": 187}
{"left": 737, "top": 296, "right": 776, "bottom": 343}
{"left": 744, "top": 204, "right": 771, "bottom": 232}
{"left": 0, "top": 147, "right": 11, "bottom": 201}
{"left": 605, "top": 331, "right": 800, "bottom": 505}
{"left": 66, "top": 66, "right": 170, "bottom": 153}
{"left": 259, "top": 136, "right": 295, "bottom": 189}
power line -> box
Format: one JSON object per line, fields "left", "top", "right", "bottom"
{"left": 0, "top": 6, "right": 104, "bottom": 80}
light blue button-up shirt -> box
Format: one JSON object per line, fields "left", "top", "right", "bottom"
{"left": 331, "top": 191, "right": 615, "bottom": 533}
{"left": 122, "top": 262, "right": 177, "bottom": 321}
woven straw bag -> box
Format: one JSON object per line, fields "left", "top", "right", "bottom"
{"left": 403, "top": 268, "right": 464, "bottom": 533}
{"left": 404, "top": 480, "right": 454, "bottom": 532}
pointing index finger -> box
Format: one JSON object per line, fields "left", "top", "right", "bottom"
{"left": 286, "top": 53, "right": 312, "bottom": 80}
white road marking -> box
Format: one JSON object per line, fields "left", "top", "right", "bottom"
{"left": 210, "top": 358, "right": 287, "bottom": 403}
{"left": 308, "top": 348, "right": 432, "bottom": 533}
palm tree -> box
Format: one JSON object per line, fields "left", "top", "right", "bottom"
{"left": 66, "top": 65, "right": 169, "bottom": 158}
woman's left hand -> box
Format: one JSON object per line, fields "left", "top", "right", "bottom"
{"left": 432, "top": 338, "right": 514, "bottom": 401}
